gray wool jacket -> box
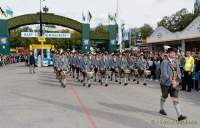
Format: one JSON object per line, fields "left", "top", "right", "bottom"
{"left": 160, "top": 58, "right": 181, "bottom": 86}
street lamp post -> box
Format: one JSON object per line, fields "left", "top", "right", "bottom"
{"left": 39, "top": 0, "right": 44, "bottom": 66}
{"left": 116, "top": 0, "right": 123, "bottom": 52}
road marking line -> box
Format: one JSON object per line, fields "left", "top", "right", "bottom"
{"left": 69, "top": 85, "right": 97, "bottom": 128}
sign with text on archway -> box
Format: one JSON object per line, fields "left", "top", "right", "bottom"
{"left": 21, "top": 32, "right": 71, "bottom": 39}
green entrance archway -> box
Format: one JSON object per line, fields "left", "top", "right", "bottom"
{"left": 0, "top": 13, "right": 116, "bottom": 55}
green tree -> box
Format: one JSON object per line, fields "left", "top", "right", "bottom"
{"left": 10, "top": 27, "right": 36, "bottom": 48}
{"left": 140, "top": 24, "right": 154, "bottom": 39}
{"left": 157, "top": 8, "right": 195, "bottom": 32}
{"left": 93, "top": 24, "right": 108, "bottom": 32}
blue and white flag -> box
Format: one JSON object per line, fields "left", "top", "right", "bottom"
{"left": 123, "top": 29, "right": 129, "bottom": 43}
{"left": 82, "top": 12, "right": 86, "bottom": 22}
{"left": 5, "top": 5, "right": 13, "bottom": 17}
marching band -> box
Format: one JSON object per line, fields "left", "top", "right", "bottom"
{"left": 53, "top": 51, "right": 152, "bottom": 88}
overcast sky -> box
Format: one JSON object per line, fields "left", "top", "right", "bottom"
{"left": 0, "top": 0, "right": 195, "bottom": 28}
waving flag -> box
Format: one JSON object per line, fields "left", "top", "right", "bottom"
{"left": 82, "top": 12, "right": 86, "bottom": 22}
{"left": 5, "top": 5, "right": 13, "bottom": 17}
{"left": 88, "top": 11, "right": 92, "bottom": 22}
{"left": 0, "top": 6, "right": 6, "bottom": 17}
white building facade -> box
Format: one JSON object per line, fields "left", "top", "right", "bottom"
{"left": 147, "top": 16, "right": 200, "bottom": 52}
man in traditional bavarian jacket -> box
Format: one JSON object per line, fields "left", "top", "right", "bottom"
{"left": 81, "top": 54, "right": 93, "bottom": 88}
{"left": 99, "top": 53, "right": 109, "bottom": 87}
{"left": 75, "top": 53, "right": 81, "bottom": 81}
{"left": 59, "top": 53, "right": 69, "bottom": 88}
{"left": 136, "top": 53, "right": 148, "bottom": 86}
{"left": 110, "top": 54, "right": 119, "bottom": 82}
{"left": 159, "top": 48, "right": 187, "bottom": 121}
{"left": 92, "top": 54, "right": 100, "bottom": 82}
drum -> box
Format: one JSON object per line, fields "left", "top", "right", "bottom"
{"left": 144, "top": 70, "right": 151, "bottom": 76}
{"left": 115, "top": 68, "right": 120, "bottom": 73}
{"left": 138, "top": 68, "right": 144, "bottom": 76}
{"left": 61, "top": 71, "right": 67, "bottom": 79}
{"left": 134, "top": 69, "right": 138, "bottom": 75}
{"left": 106, "top": 71, "right": 112, "bottom": 75}
{"left": 123, "top": 69, "right": 131, "bottom": 74}
{"left": 86, "top": 71, "right": 94, "bottom": 79}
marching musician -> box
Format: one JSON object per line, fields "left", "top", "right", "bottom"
{"left": 136, "top": 53, "right": 148, "bottom": 86}
{"left": 59, "top": 53, "right": 69, "bottom": 88}
{"left": 99, "top": 53, "right": 109, "bottom": 87}
{"left": 81, "top": 54, "right": 93, "bottom": 88}
{"left": 110, "top": 54, "right": 119, "bottom": 82}
{"left": 118, "top": 53, "right": 129, "bottom": 86}
{"left": 92, "top": 54, "right": 101, "bottom": 82}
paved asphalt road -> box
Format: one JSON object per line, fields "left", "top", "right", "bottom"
{"left": 0, "top": 63, "right": 200, "bottom": 128}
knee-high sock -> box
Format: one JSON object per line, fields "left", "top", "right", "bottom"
{"left": 173, "top": 101, "right": 182, "bottom": 117}
{"left": 160, "top": 97, "right": 166, "bottom": 110}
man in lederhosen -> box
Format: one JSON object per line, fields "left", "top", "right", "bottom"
{"left": 81, "top": 54, "right": 93, "bottom": 88}
{"left": 128, "top": 54, "right": 137, "bottom": 82}
{"left": 75, "top": 52, "right": 81, "bottom": 81}
{"left": 136, "top": 53, "right": 148, "bottom": 86}
{"left": 118, "top": 53, "right": 129, "bottom": 86}
{"left": 93, "top": 54, "right": 101, "bottom": 82}
{"left": 99, "top": 53, "right": 109, "bottom": 87}
{"left": 59, "top": 53, "right": 69, "bottom": 88}
{"left": 159, "top": 48, "right": 187, "bottom": 121}
{"left": 110, "top": 53, "right": 119, "bottom": 82}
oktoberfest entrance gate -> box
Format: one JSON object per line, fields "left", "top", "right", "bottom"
{"left": 0, "top": 13, "right": 117, "bottom": 55}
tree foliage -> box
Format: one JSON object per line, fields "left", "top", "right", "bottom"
{"left": 140, "top": 24, "right": 154, "bottom": 39}
{"left": 157, "top": 8, "right": 195, "bottom": 32}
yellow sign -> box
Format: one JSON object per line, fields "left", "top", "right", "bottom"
{"left": 29, "top": 44, "right": 55, "bottom": 51}
{"left": 1, "top": 38, "right": 6, "bottom": 44}
{"left": 38, "top": 36, "right": 46, "bottom": 42}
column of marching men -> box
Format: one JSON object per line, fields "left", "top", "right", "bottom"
{"left": 53, "top": 52, "right": 151, "bottom": 88}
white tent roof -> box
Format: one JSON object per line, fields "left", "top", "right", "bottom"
{"left": 147, "top": 16, "right": 200, "bottom": 43}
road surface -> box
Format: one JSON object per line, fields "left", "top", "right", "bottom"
{"left": 0, "top": 63, "right": 199, "bottom": 128}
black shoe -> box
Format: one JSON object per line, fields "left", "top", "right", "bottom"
{"left": 159, "top": 109, "right": 167, "bottom": 116}
{"left": 124, "top": 83, "right": 128, "bottom": 86}
{"left": 137, "top": 81, "right": 139, "bottom": 84}
{"left": 115, "top": 80, "right": 118, "bottom": 82}
{"left": 133, "top": 79, "right": 136, "bottom": 82}
{"left": 80, "top": 80, "right": 83, "bottom": 83}
{"left": 61, "top": 83, "right": 66, "bottom": 88}
{"left": 88, "top": 84, "right": 91, "bottom": 88}
{"left": 187, "top": 90, "right": 191, "bottom": 92}
{"left": 99, "top": 80, "right": 101, "bottom": 83}
{"left": 143, "top": 83, "right": 147, "bottom": 86}
{"left": 105, "top": 84, "right": 108, "bottom": 87}
{"left": 128, "top": 78, "right": 130, "bottom": 81}
{"left": 119, "top": 82, "right": 121, "bottom": 84}
{"left": 178, "top": 115, "right": 187, "bottom": 121}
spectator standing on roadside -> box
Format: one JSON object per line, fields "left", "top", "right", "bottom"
{"left": 28, "top": 52, "right": 36, "bottom": 74}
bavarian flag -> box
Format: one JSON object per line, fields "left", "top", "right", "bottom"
{"left": 0, "top": 36, "right": 8, "bottom": 45}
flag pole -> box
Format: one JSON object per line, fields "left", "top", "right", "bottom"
{"left": 116, "top": 0, "right": 122, "bottom": 52}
